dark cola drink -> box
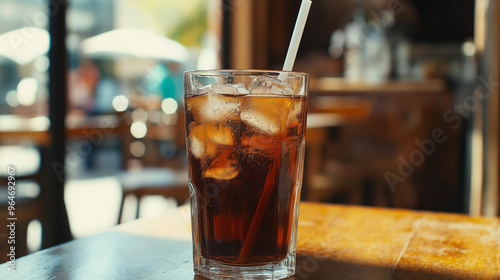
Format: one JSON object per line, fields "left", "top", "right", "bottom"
{"left": 184, "top": 71, "right": 309, "bottom": 279}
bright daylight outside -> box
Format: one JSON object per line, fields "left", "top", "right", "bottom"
{"left": 0, "top": 0, "right": 211, "bottom": 253}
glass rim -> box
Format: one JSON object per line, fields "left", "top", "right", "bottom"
{"left": 184, "top": 69, "right": 309, "bottom": 78}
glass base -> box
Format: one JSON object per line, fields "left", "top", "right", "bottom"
{"left": 194, "top": 255, "right": 295, "bottom": 280}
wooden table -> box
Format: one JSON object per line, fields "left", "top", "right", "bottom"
{"left": 1, "top": 202, "right": 499, "bottom": 279}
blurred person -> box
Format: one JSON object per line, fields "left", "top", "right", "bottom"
{"left": 144, "top": 62, "right": 183, "bottom": 102}
{"left": 68, "top": 59, "right": 99, "bottom": 115}
{"left": 165, "top": 62, "right": 183, "bottom": 102}
{"left": 0, "top": 62, "right": 20, "bottom": 114}
{"left": 95, "top": 77, "right": 120, "bottom": 114}
{"left": 94, "top": 61, "right": 121, "bottom": 114}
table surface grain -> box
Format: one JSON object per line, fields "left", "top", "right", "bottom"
{"left": 1, "top": 202, "right": 499, "bottom": 280}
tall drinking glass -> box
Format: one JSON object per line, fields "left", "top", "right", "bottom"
{"left": 184, "top": 70, "right": 309, "bottom": 279}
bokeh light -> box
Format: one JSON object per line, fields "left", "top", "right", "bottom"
{"left": 130, "top": 141, "right": 146, "bottom": 157}
{"left": 462, "top": 41, "right": 476, "bottom": 57}
{"left": 161, "top": 98, "right": 178, "bottom": 114}
{"left": 132, "top": 108, "right": 148, "bottom": 122}
{"left": 112, "top": 95, "right": 129, "bottom": 112}
{"left": 162, "top": 112, "right": 178, "bottom": 125}
{"left": 27, "top": 219, "right": 42, "bottom": 253}
{"left": 17, "top": 78, "right": 38, "bottom": 106}
{"left": 30, "top": 116, "right": 50, "bottom": 131}
{"left": 130, "top": 121, "right": 147, "bottom": 138}
{"left": 34, "top": 56, "right": 50, "bottom": 72}
{"left": 5, "top": 90, "right": 19, "bottom": 107}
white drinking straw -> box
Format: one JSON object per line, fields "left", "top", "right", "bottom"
{"left": 278, "top": 0, "right": 312, "bottom": 81}
{"left": 238, "top": 1, "right": 312, "bottom": 262}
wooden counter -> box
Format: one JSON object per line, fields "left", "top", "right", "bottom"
{"left": 309, "top": 78, "right": 446, "bottom": 94}
{"left": 0, "top": 202, "right": 498, "bottom": 279}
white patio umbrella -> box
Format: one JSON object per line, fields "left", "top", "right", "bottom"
{"left": 81, "top": 28, "right": 190, "bottom": 64}
{"left": 0, "top": 27, "right": 50, "bottom": 65}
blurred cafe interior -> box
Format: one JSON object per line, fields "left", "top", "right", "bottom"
{"left": 0, "top": 0, "right": 499, "bottom": 261}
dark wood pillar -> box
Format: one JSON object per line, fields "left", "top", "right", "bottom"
{"left": 45, "top": 0, "right": 73, "bottom": 248}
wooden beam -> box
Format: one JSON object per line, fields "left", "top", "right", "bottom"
{"left": 487, "top": 0, "right": 500, "bottom": 216}
{"left": 231, "top": 0, "right": 253, "bottom": 69}
{"left": 475, "top": 0, "right": 500, "bottom": 217}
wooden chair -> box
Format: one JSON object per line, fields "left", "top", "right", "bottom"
{"left": 116, "top": 104, "right": 190, "bottom": 224}
{"left": 0, "top": 143, "right": 49, "bottom": 263}
{"left": 303, "top": 96, "right": 373, "bottom": 203}
{"left": 117, "top": 168, "right": 189, "bottom": 223}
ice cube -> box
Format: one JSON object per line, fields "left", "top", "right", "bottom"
{"left": 240, "top": 96, "right": 291, "bottom": 135}
{"left": 240, "top": 132, "right": 282, "bottom": 157}
{"left": 250, "top": 75, "right": 293, "bottom": 95}
{"left": 186, "top": 93, "right": 242, "bottom": 122}
{"left": 228, "top": 83, "right": 250, "bottom": 94}
{"left": 203, "top": 150, "right": 240, "bottom": 180}
{"left": 189, "top": 132, "right": 205, "bottom": 159}
{"left": 198, "top": 83, "right": 239, "bottom": 95}
{"left": 241, "top": 133, "right": 276, "bottom": 150}
{"left": 188, "top": 123, "right": 217, "bottom": 159}
{"left": 188, "top": 123, "right": 234, "bottom": 160}
{"left": 205, "top": 123, "right": 234, "bottom": 145}
{"left": 286, "top": 98, "right": 303, "bottom": 128}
